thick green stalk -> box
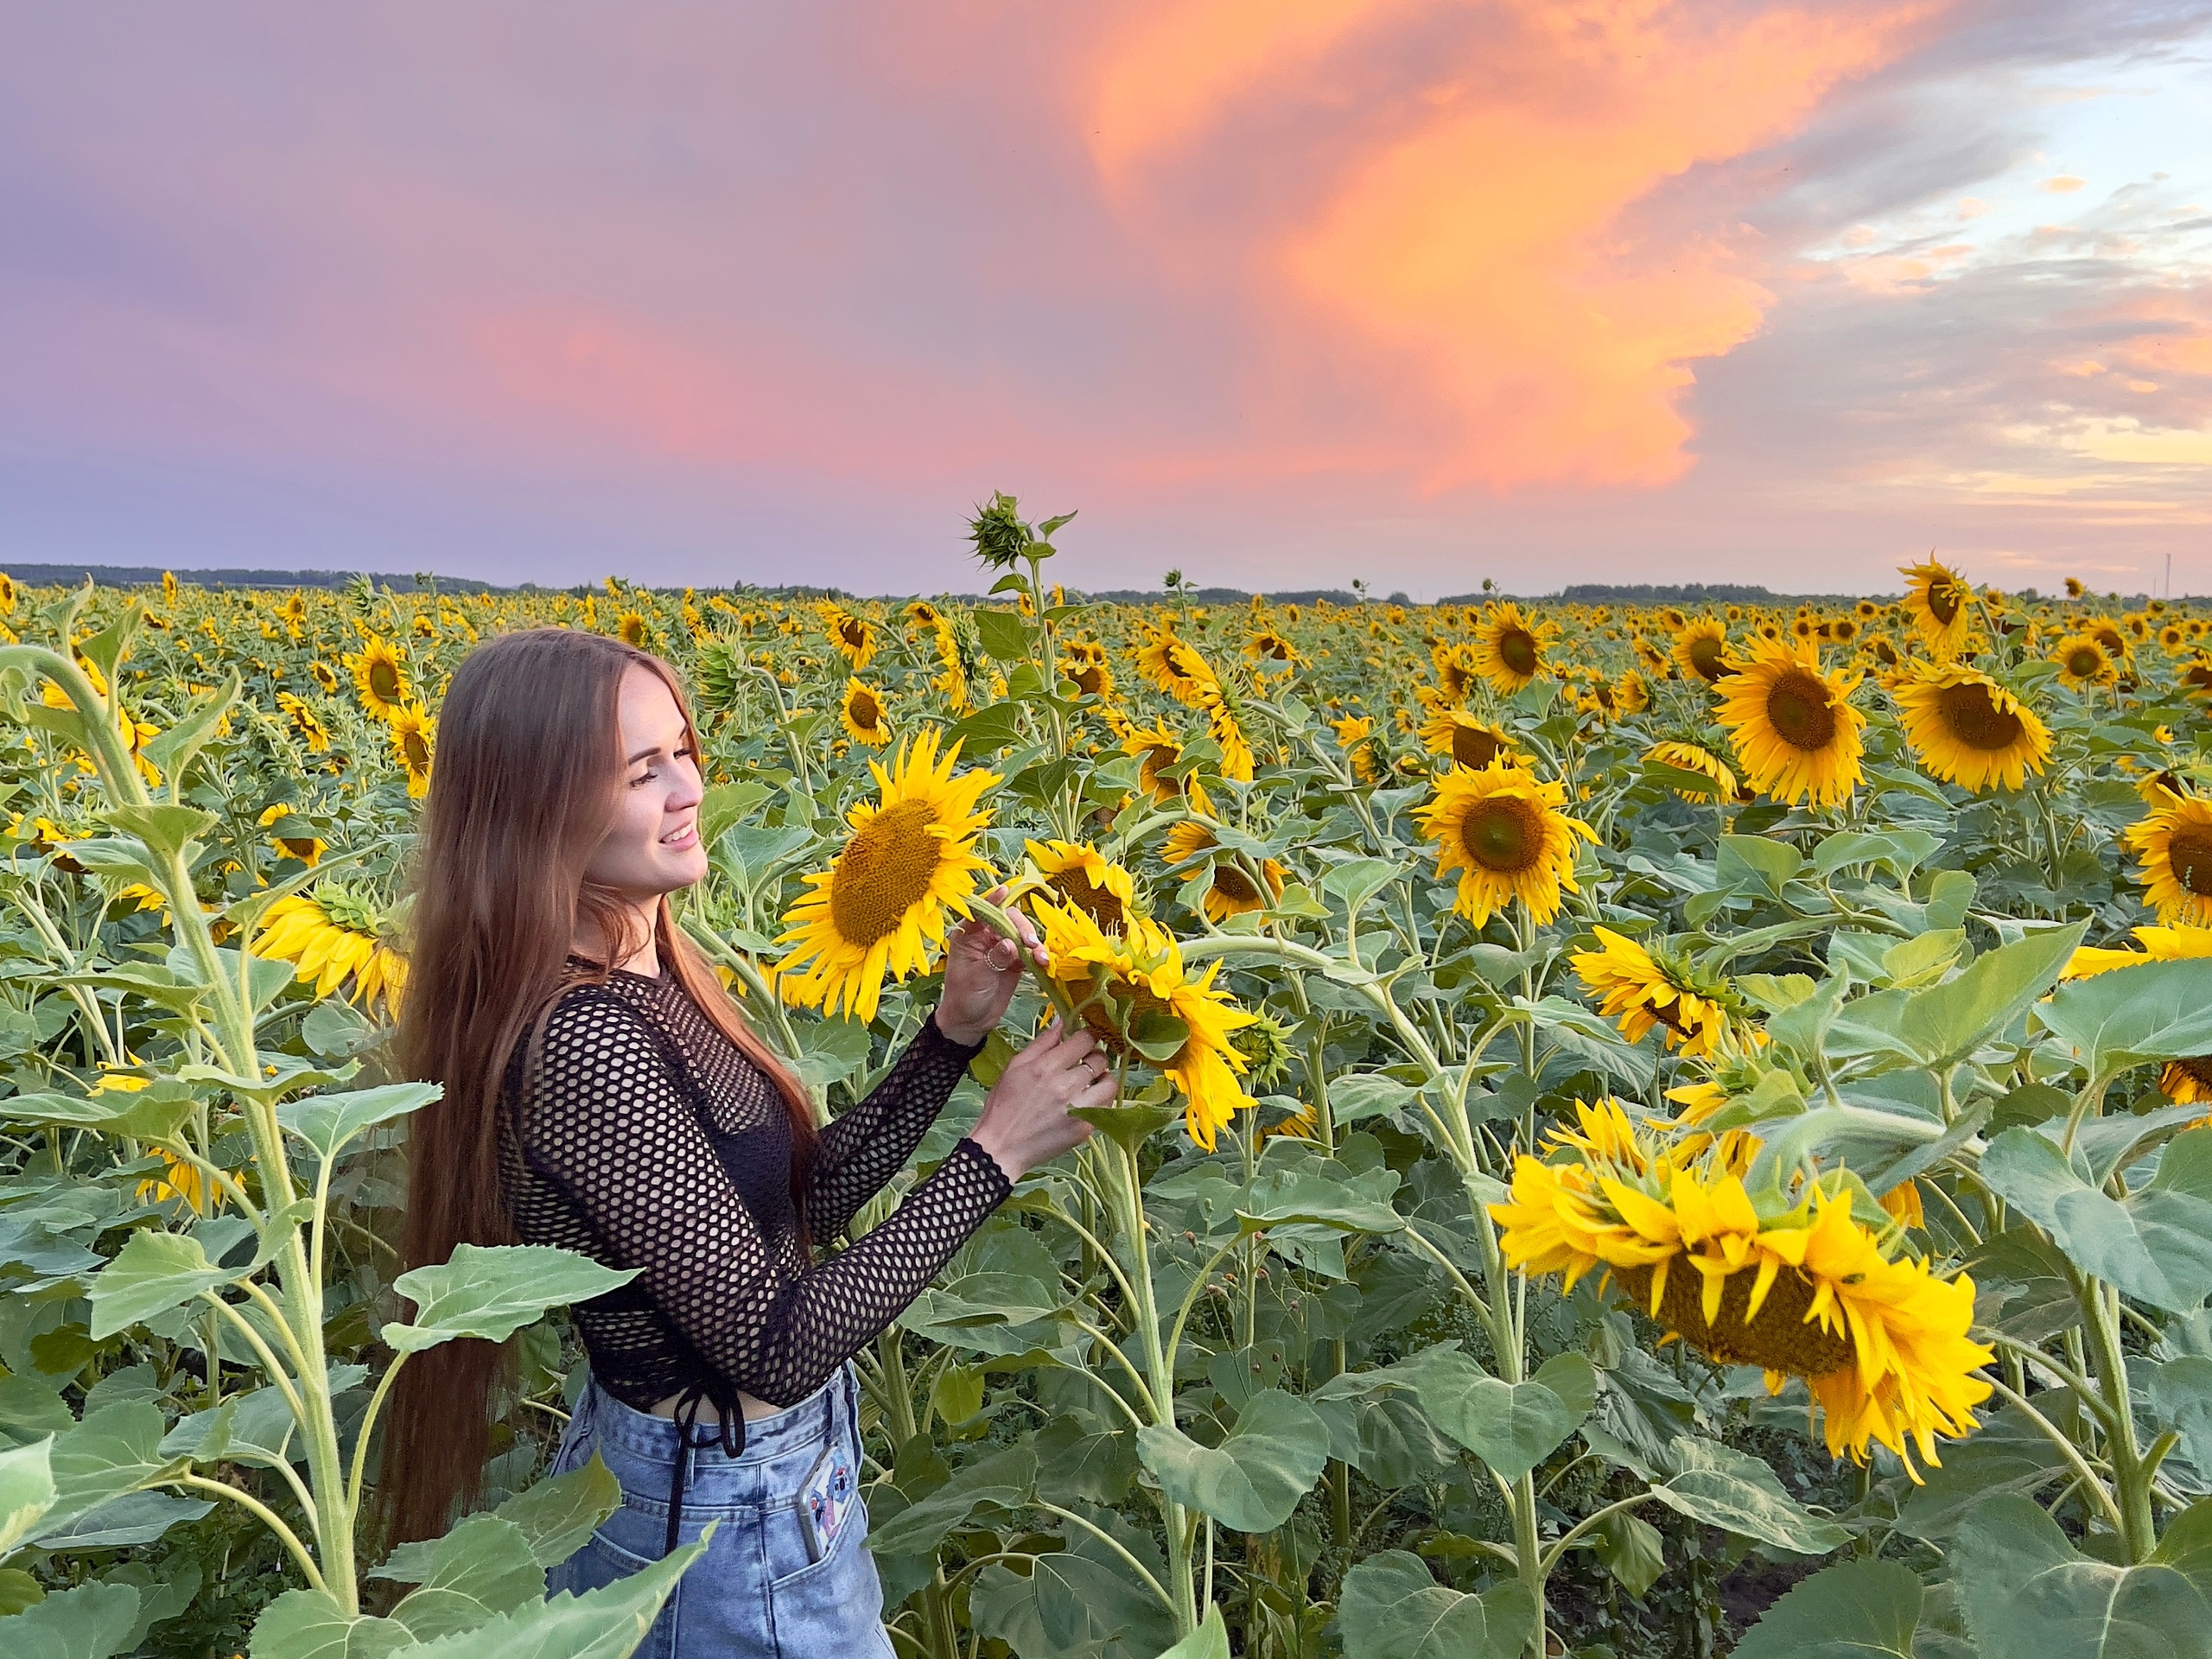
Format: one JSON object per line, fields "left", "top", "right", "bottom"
{"left": 2082, "top": 1278, "right": 2155, "bottom": 1559}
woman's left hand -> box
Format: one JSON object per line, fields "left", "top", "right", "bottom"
{"left": 935, "top": 887, "right": 1047, "bottom": 1046}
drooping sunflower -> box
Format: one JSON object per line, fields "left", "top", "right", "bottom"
{"left": 252, "top": 883, "right": 408, "bottom": 1015}
{"left": 2050, "top": 632, "right": 2118, "bottom": 690}
{"left": 1414, "top": 760, "right": 1597, "bottom": 927}
{"left": 2125, "top": 789, "right": 2212, "bottom": 927}
{"left": 1206, "top": 697, "right": 1256, "bottom": 783}
{"left": 617, "top": 611, "right": 652, "bottom": 648}
{"left": 840, "top": 678, "right": 892, "bottom": 747}
{"left": 1471, "top": 602, "right": 1555, "bottom": 695}
{"left": 1032, "top": 899, "right": 1256, "bottom": 1149}
{"left": 275, "top": 691, "right": 332, "bottom": 753}
{"left": 905, "top": 600, "right": 941, "bottom": 632}
{"left": 1162, "top": 821, "right": 1283, "bottom": 922}
{"left": 1491, "top": 1100, "right": 1993, "bottom": 1475}
{"left": 776, "top": 729, "right": 999, "bottom": 1023}
{"left": 1570, "top": 928, "right": 1744, "bottom": 1059}
{"left": 1613, "top": 669, "right": 1651, "bottom": 715}
{"left": 308, "top": 660, "right": 340, "bottom": 696}
{"left": 1430, "top": 642, "right": 1482, "bottom": 704}
{"left": 1137, "top": 625, "right": 1218, "bottom": 707}
{"left": 387, "top": 703, "right": 435, "bottom": 798}
{"left": 1420, "top": 709, "right": 1516, "bottom": 771}
{"left": 1243, "top": 630, "right": 1301, "bottom": 665}
{"left": 1644, "top": 740, "right": 1738, "bottom": 803}
{"left": 1890, "top": 663, "right": 2051, "bottom": 793}
{"left": 931, "top": 617, "right": 973, "bottom": 715}
{"left": 817, "top": 603, "right": 879, "bottom": 669}
{"left": 1712, "top": 636, "right": 1866, "bottom": 807}
{"left": 348, "top": 636, "right": 410, "bottom": 718}
{"left": 1900, "top": 557, "right": 1975, "bottom": 661}
{"left": 1026, "top": 838, "right": 1136, "bottom": 932}
{"left": 1671, "top": 619, "right": 1732, "bottom": 686}
{"left": 1332, "top": 714, "right": 1380, "bottom": 783}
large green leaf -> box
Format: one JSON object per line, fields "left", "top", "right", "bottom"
{"left": 491, "top": 1455, "right": 623, "bottom": 1569}
{"left": 372, "top": 1513, "right": 546, "bottom": 1642}
{"left": 1650, "top": 1438, "right": 1850, "bottom": 1556}
{"left": 0, "top": 1580, "right": 142, "bottom": 1659}
{"left": 1337, "top": 1549, "right": 1535, "bottom": 1659}
{"left": 1136, "top": 1389, "right": 1329, "bottom": 1533}
{"left": 87, "top": 1229, "right": 251, "bottom": 1340}
{"left": 29, "top": 1403, "right": 189, "bottom": 1547}
{"left": 1895, "top": 923, "right": 2084, "bottom": 1068}
{"left": 969, "top": 1535, "right": 1177, "bottom": 1659}
{"left": 2152, "top": 1360, "right": 2212, "bottom": 1484}
{"left": 1980, "top": 1127, "right": 2212, "bottom": 1312}
{"left": 1, "top": 1085, "right": 200, "bottom": 1141}
{"left": 277, "top": 1083, "right": 441, "bottom": 1163}
{"left": 1382, "top": 1346, "right": 1592, "bottom": 1484}
{"left": 1731, "top": 1558, "right": 1920, "bottom": 1659}
{"left": 1155, "top": 1604, "right": 1230, "bottom": 1659}
{"left": 1237, "top": 1166, "right": 1404, "bottom": 1236}
{"left": 382, "top": 1246, "right": 639, "bottom": 1354}
{"left": 1894, "top": 1404, "right": 2070, "bottom": 1540}
{"left": 0, "top": 1435, "right": 56, "bottom": 1556}
{"left": 246, "top": 1592, "right": 415, "bottom": 1659}
{"left": 865, "top": 1442, "right": 1037, "bottom": 1557}
{"left": 2040, "top": 957, "right": 2212, "bottom": 1077}
{"left": 1955, "top": 1494, "right": 2212, "bottom": 1659}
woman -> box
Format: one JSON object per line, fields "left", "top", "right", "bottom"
{"left": 382, "top": 627, "right": 1106, "bottom": 1656}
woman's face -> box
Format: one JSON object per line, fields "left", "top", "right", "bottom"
{"left": 583, "top": 664, "right": 709, "bottom": 902}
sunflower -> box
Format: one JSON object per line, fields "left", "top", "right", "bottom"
{"left": 840, "top": 678, "right": 892, "bottom": 747}
{"left": 1420, "top": 709, "right": 1516, "bottom": 770}
{"left": 1206, "top": 700, "right": 1256, "bottom": 783}
{"left": 2125, "top": 790, "right": 2212, "bottom": 927}
{"left": 348, "top": 636, "right": 410, "bottom": 718}
{"left": 1490, "top": 1100, "right": 1993, "bottom": 1476}
{"left": 1026, "top": 838, "right": 1136, "bottom": 932}
{"left": 137, "top": 1151, "right": 213, "bottom": 1215}
{"left": 1672, "top": 619, "right": 1732, "bottom": 686}
{"left": 1332, "top": 714, "right": 1380, "bottom": 783}
{"left": 931, "top": 618, "right": 973, "bottom": 715}
{"left": 905, "top": 600, "right": 941, "bottom": 632}
{"left": 388, "top": 703, "right": 435, "bottom": 798}
{"left": 1644, "top": 740, "right": 1738, "bottom": 802}
{"left": 1059, "top": 640, "right": 1115, "bottom": 699}
{"left": 252, "top": 883, "right": 408, "bottom": 1015}
{"left": 1121, "top": 721, "right": 1215, "bottom": 816}
{"left": 1900, "top": 557, "right": 1975, "bottom": 661}
{"left": 1138, "top": 629, "right": 1219, "bottom": 708}
{"left": 1415, "top": 760, "right": 1597, "bottom": 927}
{"left": 1471, "top": 602, "right": 1554, "bottom": 695}
{"left": 777, "top": 729, "right": 999, "bottom": 1023}
{"left": 257, "top": 803, "right": 326, "bottom": 866}
{"left": 1430, "top": 642, "right": 1482, "bottom": 703}
{"left": 817, "top": 604, "right": 879, "bottom": 668}
{"left": 1890, "top": 663, "right": 2051, "bottom": 793}
{"left": 308, "top": 660, "right": 340, "bottom": 696}
{"left": 1712, "top": 636, "right": 1865, "bottom": 807}
{"left": 1569, "top": 928, "right": 1743, "bottom": 1058}
{"left": 2050, "top": 632, "right": 2118, "bottom": 690}
{"left": 1243, "top": 630, "right": 1300, "bottom": 665}
{"left": 275, "top": 691, "right": 331, "bottom": 753}
{"left": 1613, "top": 669, "right": 1651, "bottom": 715}
{"left": 1162, "top": 822, "right": 1284, "bottom": 922}
{"left": 615, "top": 611, "right": 652, "bottom": 648}
{"left": 1032, "top": 899, "right": 1256, "bottom": 1148}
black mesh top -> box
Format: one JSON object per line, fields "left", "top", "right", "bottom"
{"left": 499, "top": 963, "right": 1009, "bottom": 1415}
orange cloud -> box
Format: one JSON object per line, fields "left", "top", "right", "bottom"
{"left": 1091, "top": 0, "right": 1937, "bottom": 492}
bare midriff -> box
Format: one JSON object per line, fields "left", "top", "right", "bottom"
{"left": 650, "top": 1389, "right": 783, "bottom": 1424}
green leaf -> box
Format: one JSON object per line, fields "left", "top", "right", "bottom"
{"left": 1894, "top": 1404, "right": 2070, "bottom": 1540}
{"left": 1154, "top": 1604, "right": 1230, "bottom": 1659}
{"left": 1389, "top": 1346, "right": 1590, "bottom": 1483}
{"left": 1136, "top": 1389, "right": 1330, "bottom": 1532}
{"left": 29, "top": 1491, "right": 211, "bottom": 1552}
{"left": 1237, "top": 1166, "right": 1404, "bottom": 1236}
{"left": 1813, "top": 828, "right": 1942, "bottom": 881}
{"left": 376, "top": 1514, "right": 546, "bottom": 1642}
{"left": 2, "top": 1085, "right": 200, "bottom": 1141}
{"left": 140, "top": 672, "right": 239, "bottom": 790}
{"left": 975, "top": 608, "right": 1034, "bottom": 663}
{"left": 1067, "top": 1102, "right": 1179, "bottom": 1152}
{"left": 30, "top": 1403, "right": 187, "bottom": 1545}
{"left": 1337, "top": 1549, "right": 1535, "bottom": 1659}
{"left": 2152, "top": 1360, "right": 2212, "bottom": 1484}
{"left": 0, "top": 1580, "right": 142, "bottom": 1659}
{"left": 1319, "top": 860, "right": 1404, "bottom": 915}
{"left": 246, "top": 1591, "right": 415, "bottom": 1659}
{"left": 0, "top": 1435, "right": 57, "bottom": 1556}
{"left": 101, "top": 804, "right": 217, "bottom": 860}
{"left": 1731, "top": 1558, "right": 1920, "bottom": 1659}
{"left": 277, "top": 1083, "right": 442, "bottom": 1163}
{"left": 1126, "top": 1008, "right": 1189, "bottom": 1065}
{"left": 1895, "top": 922, "right": 2084, "bottom": 1068}
{"left": 382, "top": 1245, "right": 640, "bottom": 1355}
{"left": 1717, "top": 835, "right": 1802, "bottom": 893}
{"left": 88, "top": 1229, "right": 251, "bottom": 1340}
{"left": 1651, "top": 1438, "right": 1849, "bottom": 1556}
{"left": 2153, "top": 1497, "right": 2212, "bottom": 1603}
{"left": 1592, "top": 1510, "right": 1666, "bottom": 1599}
{"left": 1980, "top": 1126, "right": 2212, "bottom": 1311}
{"left": 1955, "top": 1493, "right": 2211, "bottom": 1659}
{"left": 1330, "top": 1074, "right": 1419, "bottom": 1126}
{"left": 948, "top": 702, "right": 1026, "bottom": 753}
{"left": 865, "top": 1442, "right": 1036, "bottom": 1557}
{"left": 492, "top": 1454, "right": 623, "bottom": 1569}
{"left": 2040, "top": 957, "right": 2212, "bottom": 1077}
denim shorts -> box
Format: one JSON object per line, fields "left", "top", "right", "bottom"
{"left": 545, "top": 1363, "right": 896, "bottom": 1659}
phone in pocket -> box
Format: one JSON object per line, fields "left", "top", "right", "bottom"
{"left": 797, "top": 1442, "right": 855, "bottom": 1563}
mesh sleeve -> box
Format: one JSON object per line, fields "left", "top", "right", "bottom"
{"left": 519, "top": 991, "right": 1011, "bottom": 1407}
{"left": 807, "top": 1010, "right": 986, "bottom": 1239}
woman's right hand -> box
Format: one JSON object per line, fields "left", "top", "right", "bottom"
{"left": 969, "top": 1018, "right": 1110, "bottom": 1182}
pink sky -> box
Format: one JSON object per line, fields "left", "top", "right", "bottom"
{"left": 3, "top": 3, "right": 2209, "bottom": 596}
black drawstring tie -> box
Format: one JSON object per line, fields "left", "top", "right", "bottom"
{"left": 664, "top": 1379, "right": 744, "bottom": 1558}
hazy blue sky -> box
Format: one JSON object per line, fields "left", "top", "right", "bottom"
{"left": 5, "top": 3, "right": 2209, "bottom": 597}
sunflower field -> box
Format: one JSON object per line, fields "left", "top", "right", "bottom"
{"left": 4, "top": 511, "right": 2212, "bottom": 1659}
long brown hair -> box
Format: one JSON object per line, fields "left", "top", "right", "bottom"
{"left": 378, "top": 626, "right": 814, "bottom": 1544}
